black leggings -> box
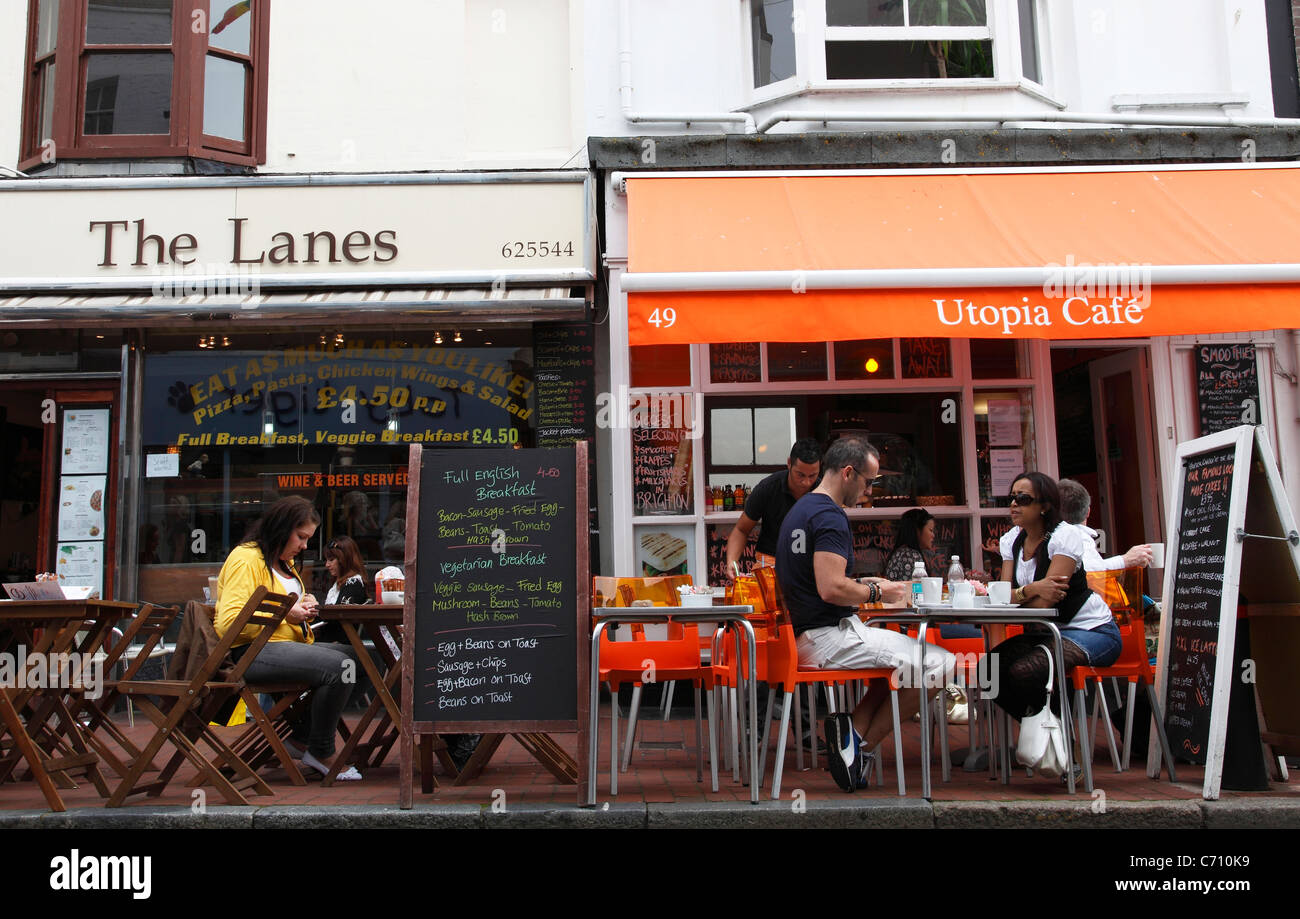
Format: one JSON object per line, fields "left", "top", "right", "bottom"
{"left": 991, "top": 631, "right": 1089, "bottom": 719}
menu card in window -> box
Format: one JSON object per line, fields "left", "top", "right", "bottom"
{"left": 60, "top": 408, "right": 110, "bottom": 475}
{"left": 55, "top": 542, "right": 104, "bottom": 596}
{"left": 1195, "top": 343, "right": 1261, "bottom": 435}
{"left": 987, "top": 399, "right": 1022, "bottom": 447}
{"left": 989, "top": 449, "right": 1023, "bottom": 497}
{"left": 57, "top": 475, "right": 107, "bottom": 541}
{"left": 632, "top": 423, "right": 693, "bottom": 515}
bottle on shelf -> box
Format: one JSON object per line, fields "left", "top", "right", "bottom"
{"left": 734, "top": 483, "right": 745, "bottom": 510}
{"left": 723, "top": 485, "right": 734, "bottom": 511}
{"left": 946, "top": 555, "right": 965, "bottom": 600}
{"left": 910, "top": 560, "right": 926, "bottom": 608}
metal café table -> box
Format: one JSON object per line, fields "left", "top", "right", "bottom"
{"left": 863, "top": 603, "right": 1088, "bottom": 799}
{"left": 587, "top": 604, "right": 759, "bottom": 806}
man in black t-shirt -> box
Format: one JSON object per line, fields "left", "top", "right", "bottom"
{"left": 776, "top": 437, "right": 954, "bottom": 792}
{"left": 725, "top": 438, "right": 821, "bottom": 574}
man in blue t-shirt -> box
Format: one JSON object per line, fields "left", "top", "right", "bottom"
{"left": 776, "top": 437, "right": 955, "bottom": 792}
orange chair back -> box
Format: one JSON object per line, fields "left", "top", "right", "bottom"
{"left": 592, "top": 575, "right": 693, "bottom": 608}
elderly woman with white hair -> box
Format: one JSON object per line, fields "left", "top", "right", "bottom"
{"left": 1055, "top": 478, "right": 1153, "bottom": 573}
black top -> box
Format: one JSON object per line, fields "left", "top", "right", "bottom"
{"left": 776, "top": 493, "right": 855, "bottom": 636}
{"left": 1010, "top": 524, "right": 1090, "bottom": 626}
{"left": 742, "top": 469, "right": 801, "bottom": 556}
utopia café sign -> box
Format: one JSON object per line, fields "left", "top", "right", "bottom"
{"left": 0, "top": 174, "right": 591, "bottom": 289}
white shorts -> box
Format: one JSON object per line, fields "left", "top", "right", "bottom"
{"left": 796, "top": 617, "right": 956, "bottom": 689}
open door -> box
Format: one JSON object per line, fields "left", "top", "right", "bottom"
{"left": 1089, "top": 349, "right": 1162, "bottom": 554}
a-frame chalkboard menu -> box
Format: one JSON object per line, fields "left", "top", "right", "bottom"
{"left": 399, "top": 443, "right": 590, "bottom": 806}
{"left": 1152, "top": 424, "right": 1300, "bottom": 799}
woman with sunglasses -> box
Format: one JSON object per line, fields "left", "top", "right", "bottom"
{"left": 214, "top": 496, "right": 362, "bottom": 781}
{"left": 990, "top": 472, "right": 1123, "bottom": 725}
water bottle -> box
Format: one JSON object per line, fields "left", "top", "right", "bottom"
{"left": 910, "top": 560, "right": 926, "bottom": 608}
{"left": 946, "top": 555, "right": 965, "bottom": 600}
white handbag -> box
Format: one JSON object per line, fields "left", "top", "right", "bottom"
{"left": 1015, "top": 645, "right": 1069, "bottom": 778}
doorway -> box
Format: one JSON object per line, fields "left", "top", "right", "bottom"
{"left": 1052, "top": 346, "right": 1163, "bottom": 559}
{"left": 0, "top": 389, "right": 47, "bottom": 585}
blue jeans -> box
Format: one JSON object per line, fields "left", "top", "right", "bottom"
{"left": 242, "top": 641, "right": 357, "bottom": 759}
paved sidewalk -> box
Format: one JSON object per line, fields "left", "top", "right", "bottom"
{"left": 3, "top": 705, "right": 1296, "bottom": 828}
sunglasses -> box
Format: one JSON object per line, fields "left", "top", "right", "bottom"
{"left": 1009, "top": 492, "right": 1038, "bottom": 507}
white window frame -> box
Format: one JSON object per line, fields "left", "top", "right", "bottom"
{"left": 742, "top": 0, "right": 1055, "bottom": 106}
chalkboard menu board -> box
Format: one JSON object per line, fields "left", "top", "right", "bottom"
{"left": 534, "top": 322, "right": 596, "bottom": 448}
{"left": 409, "top": 446, "right": 581, "bottom": 726}
{"left": 706, "top": 522, "right": 756, "bottom": 583}
{"left": 632, "top": 424, "right": 693, "bottom": 515}
{"left": 1196, "top": 342, "right": 1260, "bottom": 435}
{"left": 901, "top": 338, "right": 952, "bottom": 379}
{"left": 1164, "top": 445, "right": 1236, "bottom": 763}
{"left": 710, "top": 342, "right": 762, "bottom": 383}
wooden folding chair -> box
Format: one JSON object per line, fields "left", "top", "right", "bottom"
{"left": 67, "top": 603, "right": 180, "bottom": 779}
{"left": 106, "top": 587, "right": 294, "bottom": 807}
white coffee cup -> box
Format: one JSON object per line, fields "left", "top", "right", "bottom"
{"left": 1147, "top": 543, "right": 1165, "bottom": 569}
{"left": 921, "top": 577, "right": 943, "bottom": 605}
{"left": 951, "top": 581, "right": 975, "bottom": 607}
{"left": 988, "top": 581, "right": 1012, "bottom": 605}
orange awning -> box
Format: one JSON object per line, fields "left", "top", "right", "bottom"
{"left": 625, "top": 166, "right": 1300, "bottom": 344}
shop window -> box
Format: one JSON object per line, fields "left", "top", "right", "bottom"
{"left": 767, "top": 341, "right": 828, "bottom": 382}
{"left": 134, "top": 330, "right": 539, "bottom": 607}
{"left": 629, "top": 344, "right": 692, "bottom": 388}
{"left": 706, "top": 391, "right": 964, "bottom": 507}
{"left": 970, "top": 338, "right": 1029, "bottom": 379}
{"left": 900, "top": 338, "right": 952, "bottom": 379}
{"left": 834, "top": 339, "right": 895, "bottom": 380}
{"left": 975, "top": 388, "right": 1037, "bottom": 508}
{"left": 19, "top": 0, "right": 269, "bottom": 170}
{"left": 709, "top": 342, "right": 762, "bottom": 384}
{"left": 0, "top": 329, "right": 122, "bottom": 373}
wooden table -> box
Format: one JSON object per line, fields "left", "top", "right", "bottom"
{"left": 315, "top": 604, "right": 461, "bottom": 787}
{"left": 0, "top": 599, "right": 139, "bottom": 811}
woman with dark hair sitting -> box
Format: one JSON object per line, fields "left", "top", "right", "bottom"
{"left": 215, "top": 495, "right": 362, "bottom": 781}
{"left": 314, "top": 535, "right": 370, "bottom": 645}
{"left": 883, "top": 507, "right": 934, "bottom": 581}
{"left": 991, "top": 471, "right": 1123, "bottom": 726}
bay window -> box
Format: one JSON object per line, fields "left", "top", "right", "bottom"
{"left": 20, "top": 0, "right": 268, "bottom": 170}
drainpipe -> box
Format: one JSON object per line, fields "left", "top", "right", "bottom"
{"left": 618, "top": 0, "right": 755, "bottom": 133}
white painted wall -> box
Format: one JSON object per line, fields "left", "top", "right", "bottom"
{"left": 0, "top": 0, "right": 583, "bottom": 173}
{"left": 265, "top": 0, "right": 583, "bottom": 171}
{"left": 583, "top": 0, "right": 1285, "bottom": 137}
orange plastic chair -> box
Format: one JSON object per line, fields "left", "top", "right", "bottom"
{"left": 753, "top": 567, "right": 907, "bottom": 798}
{"left": 597, "top": 621, "right": 712, "bottom": 791}
{"left": 1069, "top": 567, "right": 1177, "bottom": 781}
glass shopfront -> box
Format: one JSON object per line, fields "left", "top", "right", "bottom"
{"left": 134, "top": 327, "right": 572, "bottom": 606}
{"left": 626, "top": 336, "right": 1041, "bottom": 586}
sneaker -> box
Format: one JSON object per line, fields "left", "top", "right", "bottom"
{"left": 824, "top": 713, "right": 862, "bottom": 794}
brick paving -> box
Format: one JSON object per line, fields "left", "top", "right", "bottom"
{"left": 2, "top": 700, "right": 1296, "bottom": 813}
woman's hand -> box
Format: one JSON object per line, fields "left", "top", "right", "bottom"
{"left": 1028, "top": 574, "right": 1069, "bottom": 604}
{"left": 287, "top": 597, "right": 317, "bottom": 625}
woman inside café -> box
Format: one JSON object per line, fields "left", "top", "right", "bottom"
{"left": 313, "top": 535, "right": 370, "bottom": 645}
{"left": 883, "top": 507, "right": 934, "bottom": 581}
{"left": 215, "top": 495, "right": 362, "bottom": 781}
{"left": 991, "top": 472, "right": 1122, "bottom": 721}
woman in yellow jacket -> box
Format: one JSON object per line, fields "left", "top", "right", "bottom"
{"left": 215, "top": 495, "right": 361, "bottom": 780}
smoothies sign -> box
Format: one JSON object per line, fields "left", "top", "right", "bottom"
{"left": 142, "top": 339, "right": 536, "bottom": 448}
